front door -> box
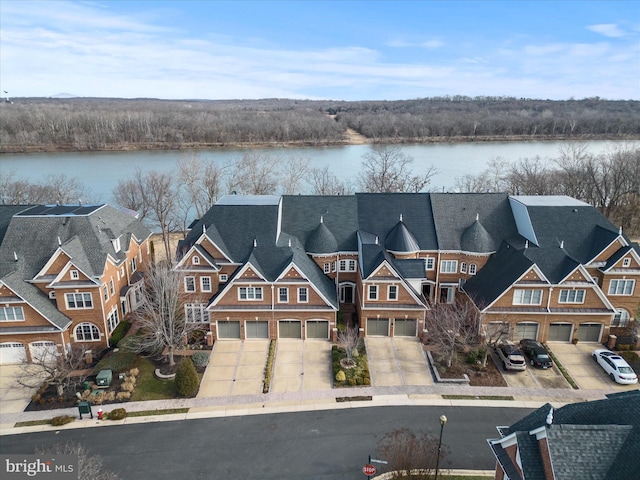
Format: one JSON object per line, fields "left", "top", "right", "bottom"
{"left": 340, "top": 284, "right": 354, "bottom": 304}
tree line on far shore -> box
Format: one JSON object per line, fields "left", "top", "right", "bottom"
{"left": 2, "top": 145, "right": 638, "bottom": 259}
{"left": 0, "top": 96, "right": 638, "bottom": 152}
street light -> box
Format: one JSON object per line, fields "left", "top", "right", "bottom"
{"left": 434, "top": 414, "right": 447, "bottom": 480}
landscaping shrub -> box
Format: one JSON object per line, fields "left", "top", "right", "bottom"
{"left": 620, "top": 350, "right": 639, "bottom": 363}
{"left": 263, "top": 340, "right": 276, "bottom": 394}
{"left": 108, "top": 408, "right": 127, "bottom": 420}
{"left": 116, "top": 392, "right": 131, "bottom": 401}
{"left": 191, "top": 351, "right": 210, "bottom": 368}
{"left": 51, "top": 415, "right": 75, "bottom": 426}
{"left": 335, "top": 370, "right": 346, "bottom": 382}
{"left": 466, "top": 347, "right": 485, "bottom": 364}
{"left": 109, "top": 321, "right": 131, "bottom": 347}
{"left": 175, "top": 358, "right": 199, "bottom": 397}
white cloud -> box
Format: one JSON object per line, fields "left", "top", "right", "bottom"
{"left": 587, "top": 23, "right": 626, "bottom": 38}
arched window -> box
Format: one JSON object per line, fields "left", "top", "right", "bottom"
{"left": 192, "top": 256, "right": 200, "bottom": 265}
{"left": 75, "top": 322, "right": 101, "bottom": 341}
{"left": 613, "top": 309, "right": 630, "bottom": 327}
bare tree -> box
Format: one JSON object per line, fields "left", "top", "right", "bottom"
{"left": 112, "top": 172, "right": 149, "bottom": 220}
{"left": 480, "top": 321, "right": 511, "bottom": 367}
{"left": 15, "top": 345, "right": 91, "bottom": 397}
{"left": 279, "top": 156, "right": 311, "bottom": 195}
{"left": 227, "top": 152, "right": 279, "bottom": 195}
{"left": 0, "top": 172, "right": 91, "bottom": 205}
{"left": 377, "top": 427, "right": 448, "bottom": 480}
{"left": 357, "top": 146, "right": 436, "bottom": 193}
{"left": 176, "top": 154, "right": 226, "bottom": 219}
{"left": 128, "top": 262, "right": 201, "bottom": 367}
{"left": 307, "top": 166, "right": 353, "bottom": 195}
{"left": 424, "top": 301, "right": 479, "bottom": 368}
{"left": 506, "top": 156, "right": 555, "bottom": 195}
{"left": 337, "top": 326, "right": 361, "bottom": 366}
{"left": 36, "top": 442, "right": 119, "bottom": 480}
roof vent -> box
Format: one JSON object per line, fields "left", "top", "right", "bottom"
{"left": 619, "top": 226, "right": 623, "bottom": 235}
{"left": 400, "top": 213, "right": 403, "bottom": 222}
{"left": 320, "top": 215, "right": 324, "bottom": 224}
{"left": 58, "top": 236, "right": 62, "bottom": 246}
{"left": 13, "top": 251, "right": 18, "bottom": 261}
{"left": 203, "top": 224, "right": 206, "bottom": 234}
{"left": 546, "top": 407, "right": 554, "bottom": 426}
{"left": 525, "top": 240, "right": 528, "bottom": 249}
{"left": 253, "top": 238, "right": 257, "bottom": 247}
{"left": 560, "top": 240, "right": 564, "bottom": 249}
{"left": 476, "top": 213, "right": 479, "bottom": 221}
{"left": 288, "top": 238, "right": 292, "bottom": 247}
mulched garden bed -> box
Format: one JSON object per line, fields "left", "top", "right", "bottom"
{"left": 433, "top": 351, "right": 507, "bottom": 387}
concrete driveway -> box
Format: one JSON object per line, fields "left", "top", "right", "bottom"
{"left": 547, "top": 342, "right": 639, "bottom": 392}
{"left": 0, "top": 365, "right": 37, "bottom": 415}
{"left": 197, "top": 340, "right": 270, "bottom": 398}
{"left": 365, "top": 337, "right": 433, "bottom": 387}
{"left": 271, "top": 339, "right": 332, "bottom": 393}
{"left": 489, "top": 349, "right": 569, "bottom": 389}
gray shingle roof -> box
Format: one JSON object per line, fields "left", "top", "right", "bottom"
{"left": 385, "top": 221, "right": 420, "bottom": 253}
{"left": 499, "top": 391, "right": 640, "bottom": 480}
{"left": 305, "top": 221, "right": 339, "bottom": 254}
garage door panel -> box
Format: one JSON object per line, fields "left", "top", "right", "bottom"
{"left": 29, "top": 341, "right": 57, "bottom": 363}
{"left": 577, "top": 324, "right": 602, "bottom": 342}
{"left": 279, "top": 320, "right": 301, "bottom": 339}
{"left": 367, "top": 318, "right": 390, "bottom": 336}
{"left": 0, "top": 343, "right": 26, "bottom": 364}
{"left": 217, "top": 321, "right": 241, "bottom": 339}
{"left": 514, "top": 322, "right": 539, "bottom": 341}
{"left": 395, "top": 319, "right": 417, "bottom": 337}
{"left": 246, "top": 321, "right": 269, "bottom": 339}
{"left": 548, "top": 324, "right": 573, "bottom": 342}
{"left": 307, "top": 321, "right": 328, "bottom": 339}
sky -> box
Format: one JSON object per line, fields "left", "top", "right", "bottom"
{"left": 0, "top": 0, "right": 639, "bottom": 101}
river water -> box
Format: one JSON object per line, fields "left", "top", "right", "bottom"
{"left": 1, "top": 140, "right": 638, "bottom": 203}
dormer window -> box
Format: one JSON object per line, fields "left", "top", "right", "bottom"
{"left": 192, "top": 256, "right": 200, "bottom": 265}
{"left": 112, "top": 237, "right": 121, "bottom": 253}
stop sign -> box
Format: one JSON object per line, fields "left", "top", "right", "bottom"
{"left": 362, "top": 464, "right": 376, "bottom": 476}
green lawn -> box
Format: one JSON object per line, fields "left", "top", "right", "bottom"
{"left": 130, "top": 356, "right": 176, "bottom": 401}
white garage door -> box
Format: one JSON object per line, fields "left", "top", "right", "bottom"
{"left": 0, "top": 342, "right": 26, "bottom": 364}
{"left": 29, "top": 341, "right": 57, "bottom": 362}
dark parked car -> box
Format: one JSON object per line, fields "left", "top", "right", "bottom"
{"left": 519, "top": 339, "right": 553, "bottom": 369}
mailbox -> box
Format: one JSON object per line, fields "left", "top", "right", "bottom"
{"left": 78, "top": 401, "right": 93, "bottom": 419}
{"left": 96, "top": 369, "right": 113, "bottom": 388}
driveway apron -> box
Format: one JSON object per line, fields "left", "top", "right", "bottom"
{"left": 365, "top": 337, "right": 433, "bottom": 387}
{"left": 271, "top": 339, "right": 332, "bottom": 393}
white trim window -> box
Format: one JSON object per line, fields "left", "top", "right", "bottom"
{"left": 426, "top": 257, "right": 435, "bottom": 270}
{"left": 185, "top": 276, "right": 196, "bottom": 292}
{"left": 185, "top": 303, "right": 208, "bottom": 323}
{"left": 278, "top": 287, "right": 289, "bottom": 303}
{"left": 388, "top": 285, "right": 398, "bottom": 301}
{"left": 332, "top": 261, "right": 336, "bottom": 272}
{"left": 559, "top": 289, "right": 585, "bottom": 304}
{"left": 0, "top": 306, "right": 25, "bottom": 321}
{"left": 66, "top": 292, "right": 93, "bottom": 309}
{"left": 469, "top": 264, "right": 477, "bottom": 275}
{"left": 324, "top": 263, "right": 331, "bottom": 274}
{"left": 109, "top": 278, "right": 115, "bottom": 296}
{"left": 513, "top": 289, "right": 543, "bottom": 305}
{"left": 201, "top": 276, "right": 212, "bottom": 292}
{"left": 622, "top": 258, "right": 631, "bottom": 268}
{"left": 368, "top": 285, "right": 378, "bottom": 300}
{"left": 349, "top": 260, "right": 357, "bottom": 271}
{"left": 460, "top": 262, "right": 467, "bottom": 274}
{"left": 107, "top": 308, "right": 119, "bottom": 333}
{"left": 131, "top": 257, "right": 137, "bottom": 272}
{"left": 193, "top": 256, "right": 200, "bottom": 265}
{"left": 298, "top": 287, "right": 308, "bottom": 303}
{"left": 103, "top": 285, "right": 109, "bottom": 301}
{"left": 440, "top": 260, "right": 458, "bottom": 273}
{"left": 613, "top": 308, "right": 630, "bottom": 327}
{"left": 239, "top": 286, "right": 263, "bottom": 300}
{"left": 219, "top": 274, "right": 228, "bottom": 282}
{"left": 71, "top": 270, "right": 79, "bottom": 280}
{"left": 75, "top": 322, "right": 101, "bottom": 341}
{"left": 339, "top": 260, "right": 347, "bottom": 272}
{"left": 608, "top": 279, "right": 635, "bottom": 296}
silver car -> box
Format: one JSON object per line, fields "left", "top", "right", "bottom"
{"left": 592, "top": 349, "right": 638, "bottom": 385}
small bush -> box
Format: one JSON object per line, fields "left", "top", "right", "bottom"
{"left": 108, "top": 408, "right": 127, "bottom": 420}
{"left": 466, "top": 348, "right": 485, "bottom": 364}
{"left": 175, "top": 358, "right": 199, "bottom": 397}
{"left": 348, "top": 378, "right": 356, "bottom": 386}
{"left": 31, "top": 394, "right": 41, "bottom": 402}
{"left": 121, "top": 381, "right": 135, "bottom": 392}
{"left": 363, "top": 377, "right": 371, "bottom": 386}
{"left": 128, "top": 368, "right": 139, "bottom": 377}
{"left": 51, "top": 415, "right": 75, "bottom": 426}
{"left": 191, "top": 351, "right": 210, "bottom": 368}
{"left": 116, "top": 392, "right": 131, "bottom": 401}
{"left": 335, "top": 370, "right": 346, "bottom": 382}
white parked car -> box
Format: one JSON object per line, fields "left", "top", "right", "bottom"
{"left": 496, "top": 343, "right": 527, "bottom": 371}
{"left": 592, "top": 349, "right": 638, "bottom": 385}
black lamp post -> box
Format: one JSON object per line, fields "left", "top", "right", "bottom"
{"left": 434, "top": 414, "right": 447, "bottom": 480}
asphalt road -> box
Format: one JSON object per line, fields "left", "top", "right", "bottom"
{"left": 0, "top": 405, "right": 533, "bottom": 479}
